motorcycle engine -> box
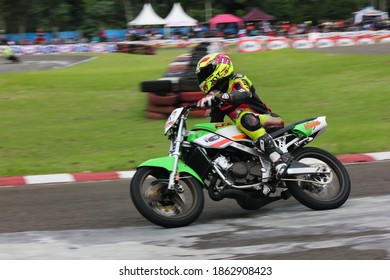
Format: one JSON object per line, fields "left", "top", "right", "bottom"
{"left": 214, "top": 155, "right": 262, "bottom": 184}
{"left": 229, "top": 161, "right": 263, "bottom": 184}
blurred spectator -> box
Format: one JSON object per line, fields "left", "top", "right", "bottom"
{"left": 34, "top": 29, "right": 46, "bottom": 44}
{"left": 246, "top": 24, "right": 255, "bottom": 36}
{"left": 125, "top": 27, "right": 148, "bottom": 41}
{"left": 21, "top": 39, "right": 31, "bottom": 45}
{"left": 237, "top": 29, "right": 247, "bottom": 37}
{"left": 0, "top": 30, "right": 8, "bottom": 45}
{"left": 125, "top": 27, "right": 136, "bottom": 40}
{"left": 261, "top": 21, "right": 272, "bottom": 34}
{"left": 187, "top": 28, "right": 195, "bottom": 38}
{"left": 287, "top": 24, "right": 298, "bottom": 37}
{"left": 173, "top": 29, "right": 183, "bottom": 39}
{"left": 65, "top": 37, "right": 77, "bottom": 44}
{"left": 51, "top": 37, "right": 62, "bottom": 44}
{"left": 193, "top": 25, "right": 203, "bottom": 37}
{"left": 150, "top": 28, "right": 163, "bottom": 39}
{"left": 98, "top": 29, "right": 107, "bottom": 42}
{"left": 282, "top": 21, "right": 291, "bottom": 33}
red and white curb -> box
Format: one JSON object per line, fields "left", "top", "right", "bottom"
{"left": 1, "top": 152, "right": 389, "bottom": 187}
{"left": 0, "top": 171, "right": 135, "bottom": 188}
{"left": 337, "top": 151, "right": 390, "bottom": 163}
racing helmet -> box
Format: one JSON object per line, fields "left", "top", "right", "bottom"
{"left": 196, "top": 53, "right": 234, "bottom": 94}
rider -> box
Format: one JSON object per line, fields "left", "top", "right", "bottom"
{"left": 1, "top": 45, "right": 19, "bottom": 63}
{"left": 195, "top": 52, "right": 291, "bottom": 178}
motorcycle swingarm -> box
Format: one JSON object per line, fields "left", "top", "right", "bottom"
{"left": 286, "top": 161, "right": 329, "bottom": 176}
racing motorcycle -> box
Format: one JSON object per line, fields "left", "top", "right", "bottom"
{"left": 130, "top": 103, "right": 351, "bottom": 228}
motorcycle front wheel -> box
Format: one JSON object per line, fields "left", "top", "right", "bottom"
{"left": 286, "top": 147, "right": 351, "bottom": 210}
{"left": 130, "top": 166, "right": 204, "bottom": 228}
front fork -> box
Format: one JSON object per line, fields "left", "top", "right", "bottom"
{"left": 168, "top": 115, "right": 186, "bottom": 191}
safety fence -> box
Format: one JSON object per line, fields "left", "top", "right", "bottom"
{"left": 237, "top": 31, "right": 390, "bottom": 52}
{"left": 9, "top": 43, "right": 118, "bottom": 55}
{"left": 7, "top": 30, "right": 390, "bottom": 55}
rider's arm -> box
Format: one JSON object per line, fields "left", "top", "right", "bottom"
{"left": 225, "top": 75, "right": 255, "bottom": 106}
{"left": 228, "top": 89, "right": 252, "bottom": 106}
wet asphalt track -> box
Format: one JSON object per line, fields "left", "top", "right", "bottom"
{"left": 0, "top": 161, "right": 389, "bottom": 259}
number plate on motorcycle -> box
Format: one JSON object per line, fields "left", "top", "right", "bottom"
{"left": 164, "top": 107, "right": 184, "bottom": 134}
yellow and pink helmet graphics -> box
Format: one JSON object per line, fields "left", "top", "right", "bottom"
{"left": 196, "top": 53, "right": 234, "bottom": 94}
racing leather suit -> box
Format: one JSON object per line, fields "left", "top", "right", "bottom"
{"left": 209, "top": 73, "right": 284, "bottom": 138}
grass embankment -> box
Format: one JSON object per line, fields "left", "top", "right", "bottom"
{"left": 0, "top": 48, "right": 389, "bottom": 176}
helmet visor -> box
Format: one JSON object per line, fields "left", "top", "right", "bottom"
{"left": 196, "top": 63, "right": 216, "bottom": 86}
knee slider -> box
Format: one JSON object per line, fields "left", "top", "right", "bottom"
{"left": 241, "top": 113, "right": 262, "bottom": 131}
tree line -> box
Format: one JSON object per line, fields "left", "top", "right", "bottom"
{"left": 0, "top": 0, "right": 388, "bottom": 38}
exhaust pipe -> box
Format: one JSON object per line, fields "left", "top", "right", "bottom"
{"left": 207, "top": 176, "right": 290, "bottom": 210}
{"left": 208, "top": 185, "right": 288, "bottom": 210}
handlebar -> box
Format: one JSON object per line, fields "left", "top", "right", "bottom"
{"left": 182, "top": 95, "right": 227, "bottom": 117}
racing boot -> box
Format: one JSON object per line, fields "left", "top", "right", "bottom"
{"left": 254, "top": 134, "right": 291, "bottom": 179}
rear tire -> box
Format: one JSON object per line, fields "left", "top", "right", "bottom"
{"left": 286, "top": 147, "right": 351, "bottom": 210}
{"left": 130, "top": 167, "right": 204, "bottom": 228}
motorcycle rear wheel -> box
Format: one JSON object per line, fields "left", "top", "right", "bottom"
{"left": 130, "top": 166, "right": 204, "bottom": 228}
{"left": 286, "top": 147, "right": 351, "bottom": 210}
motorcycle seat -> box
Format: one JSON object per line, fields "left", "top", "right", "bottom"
{"left": 270, "top": 117, "right": 316, "bottom": 138}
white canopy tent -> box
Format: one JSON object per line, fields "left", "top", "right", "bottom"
{"left": 164, "top": 3, "right": 198, "bottom": 38}
{"left": 164, "top": 3, "right": 198, "bottom": 27}
{"left": 128, "top": 3, "right": 166, "bottom": 26}
{"left": 353, "top": 6, "right": 389, "bottom": 24}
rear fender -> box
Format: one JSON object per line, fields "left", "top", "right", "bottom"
{"left": 138, "top": 156, "right": 204, "bottom": 185}
{"left": 292, "top": 116, "right": 327, "bottom": 138}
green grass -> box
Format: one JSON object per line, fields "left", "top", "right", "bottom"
{"left": 0, "top": 48, "right": 389, "bottom": 176}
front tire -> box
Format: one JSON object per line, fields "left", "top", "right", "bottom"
{"left": 286, "top": 147, "right": 351, "bottom": 210}
{"left": 130, "top": 167, "right": 204, "bottom": 228}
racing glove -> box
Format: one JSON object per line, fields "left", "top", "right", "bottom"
{"left": 197, "top": 92, "right": 233, "bottom": 108}
{"left": 197, "top": 94, "right": 216, "bottom": 108}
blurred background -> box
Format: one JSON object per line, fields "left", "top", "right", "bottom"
{"left": 0, "top": 0, "right": 389, "bottom": 44}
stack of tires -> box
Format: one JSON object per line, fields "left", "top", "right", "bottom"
{"left": 142, "top": 79, "right": 207, "bottom": 120}
{"left": 142, "top": 42, "right": 212, "bottom": 119}
{"left": 164, "top": 53, "right": 191, "bottom": 77}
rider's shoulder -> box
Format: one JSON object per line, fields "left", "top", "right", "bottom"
{"left": 233, "top": 73, "right": 252, "bottom": 83}
{"left": 233, "top": 73, "right": 246, "bottom": 79}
